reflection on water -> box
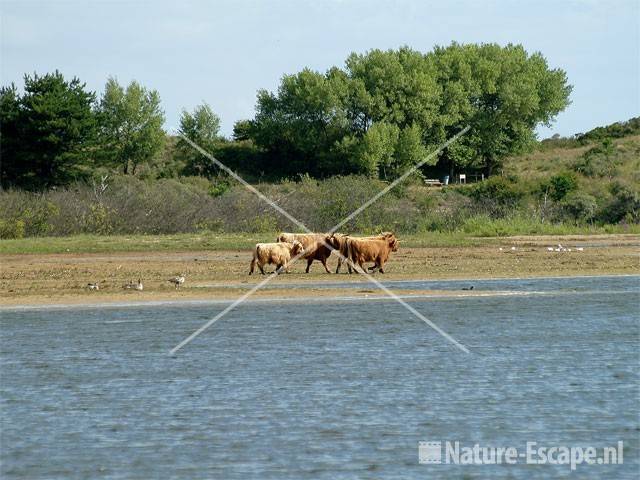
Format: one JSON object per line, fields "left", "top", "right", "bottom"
{"left": 1, "top": 276, "right": 638, "bottom": 479}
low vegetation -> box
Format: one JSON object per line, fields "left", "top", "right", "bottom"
{"left": 0, "top": 126, "right": 638, "bottom": 242}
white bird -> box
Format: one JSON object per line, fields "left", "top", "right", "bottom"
{"left": 123, "top": 279, "right": 143, "bottom": 291}
{"left": 576, "top": 247, "right": 584, "bottom": 251}
{"left": 87, "top": 283, "right": 99, "bottom": 291}
{"left": 168, "top": 275, "right": 186, "bottom": 289}
{"left": 511, "top": 246, "right": 516, "bottom": 251}
{"left": 547, "top": 247, "right": 554, "bottom": 252}
{"left": 499, "top": 247, "right": 503, "bottom": 251}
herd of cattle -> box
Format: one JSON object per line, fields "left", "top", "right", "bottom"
{"left": 249, "top": 232, "right": 400, "bottom": 275}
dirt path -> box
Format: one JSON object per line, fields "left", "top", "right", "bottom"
{"left": 1, "top": 235, "right": 638, "bottom": 307}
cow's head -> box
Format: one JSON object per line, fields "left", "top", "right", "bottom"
{"left": 325, "top": 233, "right": 345, "bottom": 250}
{"left": 291, "top": 240, "right": 305, "bottom": 256}
{"left": 388, "top": 236, "right": 399, "bottom": 252}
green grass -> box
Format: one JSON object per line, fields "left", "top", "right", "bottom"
{"left": 0, "top": 231, "right": 481, "bottom": 254}
{"left": 0, "top": 233, "right": 264, "bottom": 255}
{"left": 2, "top": 227, "right": 637, "bottom": 255}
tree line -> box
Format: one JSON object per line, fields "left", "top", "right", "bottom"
{"left": 1, "top": 43, "right": 572, "bottom": 190}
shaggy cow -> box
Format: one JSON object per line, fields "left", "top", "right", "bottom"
{"left": 249, "top": 240, "right": 304, "bottom": 275}
{"left": 276, "top": 233, "right": 333, "bottom": 273}
{"left": 326, "top": 233, "right": 354, "bottom": 274}
{"left": 346, "top": 233, "right": 399, "bottom": 274}
{"left": 329, "top": 232, "right": 397, "bottom": 274}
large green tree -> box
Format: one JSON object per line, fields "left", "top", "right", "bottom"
{"left": 97, "top": 78, "right": 165, "bottom": 174}
{"left": 0, "top": 72, "right": 97, "bottom": 188}
{"left": 428, "top": 43, "right": 573, "bottom": 176}
{"left": 247, "top": 44, "right": 571, "bottom": 179}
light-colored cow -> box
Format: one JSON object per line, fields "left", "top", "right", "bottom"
{"left": 249, "top": 240, "right": 305, "bottom": 275}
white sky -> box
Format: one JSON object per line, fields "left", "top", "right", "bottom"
{"left": 1, "top": 0, "right": 638, "bottom": 138}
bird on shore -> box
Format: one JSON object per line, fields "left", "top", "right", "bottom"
{"left": 123, "top": 279, "right": 143, "bottom": 291}
{"left": 86, "top": 282, "right": 99, "bottom": 291}
{"left": 168, "top": 274, "right": 186, "bottom": 289}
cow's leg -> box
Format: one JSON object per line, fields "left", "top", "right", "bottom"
{"left": 305, "top": 258, "right": 313, "bottom": 273}
{"left": 321, "top": 257, "right": 331, "bottom": 274}
{"left": 258, "top": 261, "right": 266, "bottom": 275}
{"left": 249, "top": 256, "right": 256, "bottom": 275}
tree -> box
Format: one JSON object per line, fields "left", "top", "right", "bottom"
{"left": 0, "top": 84, "right": 22, "bottom": 186}
{"left": 1, "top": 72, "right": 97, "bottom": 189}
{"left": 176, "top": 103, "right": 222, "bottom": 176}
{"left": 246, "top": 43, "right": 571, "bottom": 180}
{"left": 97, "top": 78, "right": 165, "bottom": 174}
{"left": 250, "top": 68, "right": 351, "bottom": 177}
{"left": 428, "top": 43, "right": 572, "bottom": 175}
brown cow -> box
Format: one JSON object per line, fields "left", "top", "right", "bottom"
{"left": 276, "top": 233, "right": 333, "bottom": 273}
{"left": 329, "top": 232, "right": 397, "bottom": 274}
{"left": 326, "top": 233, "right": 354, "bottom": 274}
{"left": 346, "top": 233, "right": 399, "bottom": 274}
{"left": 249, "top": 241, "right": 304, "bottom": 275}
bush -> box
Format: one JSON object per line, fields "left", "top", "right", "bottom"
{"left": 599, "top": 184, "right": 640, "bottom": 224}
{"left": 561, "top": 191, "right": 597, "bottom": 223}
{"left": 540, "top": 172, "right": 578, "bottom": 201}
{"left": 572, "top": 139, "right": 620, "bottom": 178}
{"left": 465, "top": 176, "right": 523, "bottom": 216}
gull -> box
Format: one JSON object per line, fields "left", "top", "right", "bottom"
{"left": 547, "top": 247, "right": 554, "bottom": 252}
{"left": 168, "top": 274, "right": 186, "bottom": 289}
{"left": 123, "top": 279, "right": 143, "bottom": 291}
{"left": 576, "top": 247, "right": 584, "bottom": 252}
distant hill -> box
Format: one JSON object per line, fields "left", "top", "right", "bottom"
{"left": 540, "top": 117, "right": 640, "bottom": 148}
{"left": 505, "top": 117, "right": 639, "bottom": 196}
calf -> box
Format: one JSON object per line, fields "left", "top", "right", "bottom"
{"left": 249, "top": 240, "right": 304, "bottom": 275}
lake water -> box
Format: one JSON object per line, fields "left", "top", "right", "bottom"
{"left": 1, "top": 275, "right": 638, "bottom": 479}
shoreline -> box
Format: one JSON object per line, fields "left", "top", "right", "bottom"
{"left": 2, "top": 234, "right": 638, "bottom": 309}
{"left": 1, "top": 273, "right": 637, "bottom": 311}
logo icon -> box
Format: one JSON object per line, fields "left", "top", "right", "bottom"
{"left": 419, "top": 441, "right": 442, "bottom": 464}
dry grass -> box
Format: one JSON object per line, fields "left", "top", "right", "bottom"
{"left": 1, "top": 234, "right": 637, "bottom": 307}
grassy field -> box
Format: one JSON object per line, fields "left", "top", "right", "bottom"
{"left": 2, "top": 228, "right": 640, "bottom": 255}
{"left": 1, "top": 233, "right": 637, "bottom": 307}
{"left": 0, "top": 231, "right": 487, "bottom": 255}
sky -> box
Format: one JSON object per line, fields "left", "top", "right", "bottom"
{"left": 1, "top": 0, "right": 638, "bottom": 138}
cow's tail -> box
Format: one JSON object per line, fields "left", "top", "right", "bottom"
{"left": 249, "top": 247, "right": 258, "bottom": 275}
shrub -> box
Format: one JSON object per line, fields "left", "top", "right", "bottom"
{"left": 540, "top": 172, "right": 578, "bottom": 201}
{"left": 599, "top": 184, "right": 640, "bottom": 224}
{"left": 561, "top": 191, "right": 597, "bottom": 223}
{"left": 572, "top": 139, "right": 620, "bottom": 178}
{"left": 465, "top": 176, "right": 523, "bottom": 216}
{"left": 0, "top": 219, "right": 25, "bottom": 239}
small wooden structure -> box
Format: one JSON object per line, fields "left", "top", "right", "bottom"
{"left": 424, "top": 179, "right": 443, "bottom": 187}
